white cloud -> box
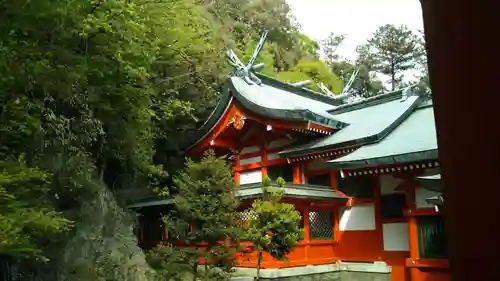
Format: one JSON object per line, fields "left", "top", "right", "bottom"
{"left": 286, "top": 0, "right": 424, "bottom": 61}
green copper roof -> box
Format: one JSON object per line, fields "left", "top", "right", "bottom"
{"left": 239, "top": 182, "right": 348, "bottom": 200}
{"left": 328, "top": 105, "right": 437, "bottom": 169}
{"left": 127, "top": 182, "right": 348, "bottom": 209}
{"left": 279, "top": 91, "right": 422, "bottom": 157}
{"left": 229, "top": 75, "right": 348, "bottom": 129}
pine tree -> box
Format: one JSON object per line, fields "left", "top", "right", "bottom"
{"left": 358, "top": 24, "right": 422, "bottom": 90}
{"left": 164, "top": 150, "right": 241, "bottom": 280}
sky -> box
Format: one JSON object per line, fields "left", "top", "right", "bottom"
{"left": 286, "top": 0, "right": 424, "bottom": 61}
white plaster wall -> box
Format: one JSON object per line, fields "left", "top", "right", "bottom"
{"left": 239, "top": 156, "right": 261, "bottom": 166}
{"left": 339, "top": 203, "right": 376, "bottom": 231}
{"left": 382, "top": 222, "right": 409, "bottom": 251}
{"left": 240, "top": 146, "right": 260, "bottom": 154}
{"left": 415, "top": 187, "right": 442, "bottom": 209}
{"left": 379, "top": 174, "right": 405, "bottom": 195}
{"left": 240, "top": 169, "right": 262, "bottom": 185}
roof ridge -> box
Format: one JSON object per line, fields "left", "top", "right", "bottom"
{"left": 327, "top": 89, "right": 405, "bottom": 114}
{"left": 255, "top": 73, "right": 344, "bottom": 107}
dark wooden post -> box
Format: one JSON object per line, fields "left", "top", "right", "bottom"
{"left": 419, "top": 0, "right": 498, "bottom": 280}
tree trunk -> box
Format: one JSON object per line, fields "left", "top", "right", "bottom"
{"left": 192, "top": 261, "right": 198, "bottom": 281}
{"left": 391, "top": 63, "right": 396, "bottom": 91}
{"left": 256, "top": 251, "right": 263, "bottom": 280}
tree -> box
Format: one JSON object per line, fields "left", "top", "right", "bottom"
{"left": 163, "top": 150, "right": 241, "bottom": 280}
{"left": 330, "top": 61, "right": 385, "bottom": 98}
{"left": 358, "top": 24, "right": 422, "bottom": 90}
{"left": 0, "top": 158, "right": 70, "bottom": 259}
{"left": 245, "top": 176, "right": 303, "bottom": 280}
{"left": 322, "top": 32, "right": 346, "bottom": 63}
{"left": 414, "top": 29, "right": 431, "bottom": 90}
{"left": 276, "top": 59, "right": 343, "bottom": 94}
{"left": 321, "top": 33, "right": 384, "bottom": 98}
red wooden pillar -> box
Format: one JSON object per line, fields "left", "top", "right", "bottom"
{"left": 420, "top": 0, "right": 498, "bottom": 281}
{"left": 292, "top": 164, "right": 302, "bottom": 184}
{"left": 234, "top": 154, "right": 240, "bottom": 184}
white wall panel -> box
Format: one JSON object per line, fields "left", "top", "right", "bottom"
{"left": 239, "top": 169, "right": 262, "bottom": 185}
{"left": 339, "top": 203, "right": 376, "bottom": 231}
{"left": 382, "top": 222, "right": 409, "bottom": 251}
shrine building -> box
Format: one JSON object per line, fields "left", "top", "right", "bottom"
{"left": 129, "top": 36, "right": 448, "bottom": 281}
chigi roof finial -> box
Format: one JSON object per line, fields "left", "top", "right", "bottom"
{"left": 226, "top": 30, "right": 269, "bottom": 85}
{"left": 319, "top": 66, "right": 363, "bottom": 103}
{"left": 400, "top": 84, "right": 419, "bottom": 102}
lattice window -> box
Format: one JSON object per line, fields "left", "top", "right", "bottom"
{"left": 237, "top": 209, "right": 257, "bottom": 227}
{"left": 309, "top": 211, "right": 334, "bottom": 240}
{"left": 418, "top": 215, "right": 447, "bottom": 259}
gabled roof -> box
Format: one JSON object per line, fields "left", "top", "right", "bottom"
{"left": 179, "top": 73, "right": 351, "bottom": 152}
{"left": 328, "top": 104, "right": 438, "bottom": 169}
{"left": 228, "top": 74, "right": 348, "bottom": 129}
{"left": 279, "top": 89, "right": 424, "bottom": 157}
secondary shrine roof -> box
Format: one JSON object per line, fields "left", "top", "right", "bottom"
{"left": 279, "top": 89, "right": 423, "bottom": 157}
{"left": 238, "top": 182, "right": 348, "bottom": 201}
{"left": 327, "top": 104, "right": 437, "bottom": 169}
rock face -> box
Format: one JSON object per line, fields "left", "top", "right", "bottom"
{"left": 57, "top": 188, "right": 156, "bottom": 281}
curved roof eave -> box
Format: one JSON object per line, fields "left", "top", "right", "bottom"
{"left": 180, "top": 90, "right": 233, "bottom": 152}
{"left": 227, "top": 79, "right": 348, "bottom": 129}
{"left": 328, "top": 149, "right": 438, "bottom": 169}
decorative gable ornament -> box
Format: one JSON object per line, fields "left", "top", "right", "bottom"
{"left": 319, "top": 67, "right": 363, "bottom": 104}
{"left": 233, "top": 115, "right": 246, "bottom": 130}
{"left": 400, "top": 84, "right": 419, "bottom": 102}
{"left": 226, "top": 30, "right": 269, "bottom": 85}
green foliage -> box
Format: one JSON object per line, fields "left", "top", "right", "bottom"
{"left": 357, "top": 24, "right": 423, "bottom": 90}
{"left": 0, "top": 158, "right": 71, "bottom": 259}
{"left": 147, "top": 244, "right": 194, "bottom": 281}
{"left": 321, "top": 32, "right": 384, "bottom": 97}
{"left": 322, "top": 32, "right": 346, "bottom": 62}
{"left": 277, "top": 59, "right": 343, "bottom": 94}
{"left": 330, "top": 62, "right": 384, "bottom": 98}
{"left": 245, "top": 176, "right": 303, "bottom": 279}
{"left": 160, "top": 150, "right": 241, "bottom": 279}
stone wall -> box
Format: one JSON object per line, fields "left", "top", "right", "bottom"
{"left": 257, "top": 272, "right": 389, "bottom": 281}
{"left": 232, "top": 262, "right": 391, "bottom": 281}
